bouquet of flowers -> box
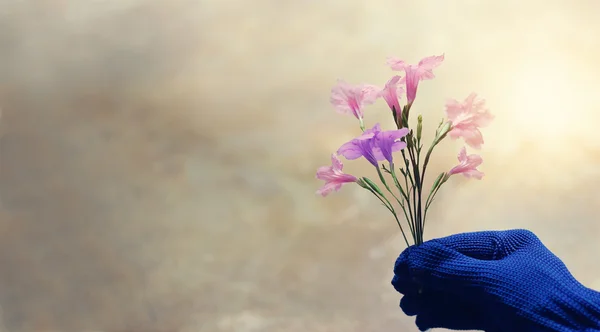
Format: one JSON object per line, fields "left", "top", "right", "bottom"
{"left": 316, "top": 54, "right": 493, "bottom": 246}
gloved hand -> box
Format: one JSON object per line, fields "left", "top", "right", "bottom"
{"left": 392, "top": 229, "right": 600, "bottom": 332}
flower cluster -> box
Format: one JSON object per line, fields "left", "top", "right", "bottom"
{"left": 316, "top": 54, "right": 493, "bottom": 246}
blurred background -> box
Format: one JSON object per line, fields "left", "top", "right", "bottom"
{"left": 0, "top": 0, "right": 599, "bottom": 331}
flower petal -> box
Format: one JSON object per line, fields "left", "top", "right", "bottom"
{"left": 448, "top": 147, "right": 484, "bottom": 179}
{"left": 391, "top": 140, "right": 407, "bottom": 153}
{"left": 388, "top": 128, "right": 410, "bottom": 140}
{"left": 464, "top": 170, "right": 484, "bottom": 180}
{"left": 463, "top": 129, "right": 484, "bottom": 150}
{"left": 331, "top": 153, "right": 343, "bottom": 171}
{"left": 315, "top": 155, "right": 357, "bottom": 196}
{"left": 363, "top": 123, "right": 382, "bottom": 136}
{"left": 445, "top": 93, "right": 492, "bottom": 149}
{"left": 337, "top": 140, "right": 364, "bottom": 160}
{"left": 316, "top": 182, "right": 341, "bottom": 197}
{"left": 457, "top": 146, "right": 467, "bottom": 162}
{"left": 386, "top": 57, "right": 408, "bottom": 71}
{"left": 329, "top": 80, "right": 378, "bottom": 119}
{"left": 445, "top": 98, "right": 464, "bottom": 120}
{"left": 417, "top": 54, "right": 445, "bottom": 80}
{"left": 316, "top": 165, "right": 333, "bottom": 180}
{"left": 371, "top": 147, "right": 386, "bottom": 161}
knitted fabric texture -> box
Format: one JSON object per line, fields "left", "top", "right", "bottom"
{"left": 392, "top": 229, "right": 600, "bottom": 331}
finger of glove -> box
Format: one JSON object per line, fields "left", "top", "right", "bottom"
{"left": 393, "top": 245, "right": 413, "bottom": 276}
{"left": 399, "top": 294, "right": 420, "bottom": 316}
{"left": 392, "top": 248, "right": 426, "bottom": 295}
{"left": 412, "top": 291, "right": 487, "bottom": 331}
{"left": 394, "top": 241, "right": 485, "bottom": 280}
{"left": 434, "top": 229, "right": 540, "bottom": 260}
{"left": 391, "top": 274, "right": 415, "bottom": 295}
{"left": 432, "top": 231, "right": 504, "bottom": 260}
{"left": 403, "top": 242, "right": 487, "bottom": 292}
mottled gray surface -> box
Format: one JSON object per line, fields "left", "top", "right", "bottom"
{"left": 0, "top": 0, "right": 599, "bottom": 331}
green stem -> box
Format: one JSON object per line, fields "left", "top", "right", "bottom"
{"left": 423, "top": 180, "right": 445, "bottom": 229}
{"left": 407, "top": 142, "right": 422, "bottom": 245}
{"left": 389, "top": 163, "right": 415, "bottom": 239}
{"left": 403, "top": 173, "right": 415, "bottom": 236}
{"left": 419, "top": 138, "right": 444, "bottom": 231}
{"left": 424, "top": 183, "right": 439, "bottom": 212}
{"left": 389, "top": 164, "right": 409, "bottom": 201}
{"left": 400, "top": 150, "right": 416, "bottom": 242}
{"left": 364, "top": 187, "right": 410, "bottom": 247}
{"left": 376, "top": 166, "right": 415, "bottom": 240}
{"left": 420, "top": 145, "right": 436, "bottom": 189}
{"left": 376, "top": 167, "right": 402, "bottom": 207}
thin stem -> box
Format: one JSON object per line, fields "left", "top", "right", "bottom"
{"left": 407, "top": 143, "right": 422, "bottom": 244}
{"left": 420, "top": 145, "right": 436, "bottom": 189}
{"left": 364, "top": 187, "right": 410, "bottom": 247}
{"left": 424, "top": 183, "right": 439, "bottom": 212}
{"left": 419, "top": 137, "right": 445, "bottom": 232}
{"left": 402, "top": 172, "right": 416, "bottom": 241}
{"left": 376, "top": 167, "right": 402, "bottom": 207}
{"left": 391, "top": 207, "right": 411, "bottom": 247}
{"left": 400, "top": 150, "right": 416, "bottom": 242}
{"left": 389, "top": 164, "right": 409, "bottom": 202}
{"left": 423, "top": 181, "right": 444, "bottom": 229}
{"left": 376, "top": 166, "right": 415, "bottom": 240}
{"left": 401, "top": 150, "right": 415, "bottom": 188}
{"left": 390, "top": 163, "right": 415, "bottom": 239}
{"left": 401, "top": 166, "right": 415, "bottom": 222}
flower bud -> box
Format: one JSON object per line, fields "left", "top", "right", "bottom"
{"left": 356, "top": 178, "right": 369, "bottom": 189}
{"left": 401, "top": 106, "right": 409, "bottom": 128}
{"left": 434, "top": 121, "right": 452, "bottom": 143}
{"left": 362, "top": 177, "right": 384, "bottom": 196}
{"left": 417, "top": 115, "right": 423, "bottom": 141}
{"left": 430, "top": 172, "right": 445, "bottom": 192}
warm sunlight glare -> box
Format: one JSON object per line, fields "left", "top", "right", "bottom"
{"left": 511, "top": 65, "right": 576, "bottom": 151}
{"left": 483, "top": 59, "right": 597, "bottom": 188}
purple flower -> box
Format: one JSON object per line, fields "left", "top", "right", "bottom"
{"left": 337, "top": 124, "right": 410, "bottom": 166}
{"left": 375, "top": 127, "right": 410, "bottom": 164}
{"left": 336, "top": 129, "right": 378, "bottom": 166}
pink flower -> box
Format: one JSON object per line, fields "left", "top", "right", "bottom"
{"left": 386, "top": 54, "right": 445, "bottom": 105}
{"left": 316, "top": 154, "right": 358, "bottom": 197}
{"left": 378, "top": 76, "right": 405, "bottom": 115}
{"left": 448, "top": 147, "right": 484, "bottom": 179}
{"left": 330, "top": 80, "right": 379, "bottom": 120}
{"left": 337, "top": 123, "right": 409, "bottom": 166}
{"left": 445, "top": 93, "right": 493, "bottom": 150}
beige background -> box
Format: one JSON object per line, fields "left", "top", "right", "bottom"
{"left": 0, "top": 0, "right": 599, "bottom": 331}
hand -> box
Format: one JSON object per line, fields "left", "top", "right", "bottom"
{"left": 392, "top": 229, "right": 600, "bottom": 332}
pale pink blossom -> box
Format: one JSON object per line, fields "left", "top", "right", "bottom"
{"left": 316, "top": 154, "right": 358, "bottom": 197}
{"left": 448, "top": 147, "right": 484, "bottom": 179}
{"left": 386, "top": 54, "right": 445, "bottom": 105}
{"left": 445, "top": 93, "right": 493, "bottom": 149}
{"left": 330, "top": 80, "right": 379, "bottom": 120}
{"left": 378, "top": 76, "right": 405, "bottom": 115}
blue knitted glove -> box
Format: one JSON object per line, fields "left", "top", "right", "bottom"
{"left": 392, "top": 229, "right": 600, "bottom": 331}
